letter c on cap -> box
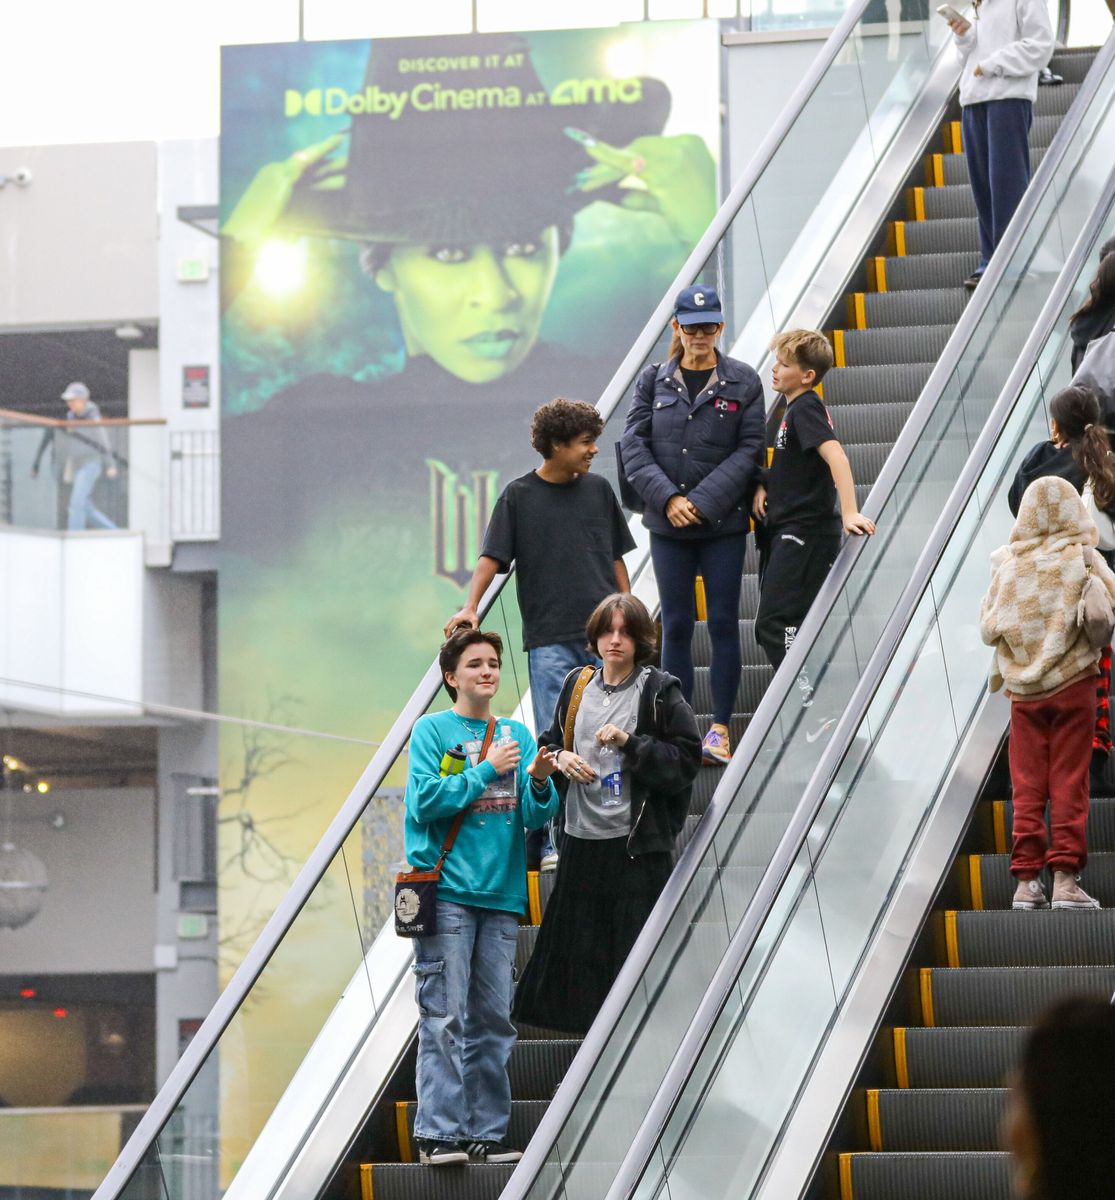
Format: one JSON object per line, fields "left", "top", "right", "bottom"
{"left": 694, "top": 292, "right": 705, "bottom": 306}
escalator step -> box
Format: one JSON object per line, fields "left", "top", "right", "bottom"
{"left": 691, "top": 619, "right": 764, "bottom": 669}
{"left": 921, "top": 965, "right": 1115, "bottom": 1026}
{"left": 361, "top": 1162, "right": 514, "bottom": 1200}
{"left": 945, "top": 909, "right": 1115, "bottom": 968}
{"left": 897, "top": 1026, "right": 1025, "bottom": 1088}
{"left": 830, "top": 401, "right": 916, "bottom": 445}
{"left": 966, "top": 853, "right": 1115, "bottom": 910}
{"left": 822, "top": 363, "right": 931, "bottom": 406}
{"left": 868, "top": 1086, "right": 1007, "bottom": 1151}
{"left": 844, "top": 442, "right": 892, "bottom": 484}
{"left": 691, "top": 663, "right": 773, "bottom": 715}
{"left": 921, "top": 184, "right": 977, "bottom": 220}
{"left": 877, "top": 251, "right": 979, "bottom": 291}
{"left": 1032, "top": 113, "right": 1061, "bottom": 149}
{"left": 840, "top": 324, "right": 953, "bottom": 366}
{"left": 1049, "top": 47, "right": 1099, "bottom": 83}
{"left": 737, "top": 572, "right": 761, "bottom": 615}
{"left": 838, "top": 1150, "right": 1010, "bottom": 1199}
{"left": 861, "top": 288, "right": 968, "bottom": 329}
{"left": 942, "top": 146, "right": 1045, "bottom": 184}
{"left": 1034, "top": 80, "right": 1082, "bottom": 117}
{"left": 996, "top": 797, "right": 1115, "bottom": 853}
{"left": 395, "top": 1100, "right": 548, "bottom": 1162}
{"left": 516, "top": 925, "right": 538, "bottom": 975}
{"left": 902, "top": 218, "right": 977, "bottom": 255}
{"left": 508, "top": 1038, "right": 580, "bottom": 1099}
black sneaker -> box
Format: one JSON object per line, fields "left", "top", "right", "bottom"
{"left": 1039, "top": 66, "right": 1064, "bottom": 85}
{"left": 417, "top": 1139, "right": 469, "bottom": 1165}
{"left": 466, "top": 1140, "right": 523, "bottom": 1164}
{"left": 963, "top": 271, "right": 983, "bottom": 291}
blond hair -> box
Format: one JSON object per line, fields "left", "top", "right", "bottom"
{"left": 770, "top": 330, "right": 834, "bottom": 383}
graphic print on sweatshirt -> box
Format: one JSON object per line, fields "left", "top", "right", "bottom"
{"left": 463, "top": 735, "right": 518, "bottom": 813}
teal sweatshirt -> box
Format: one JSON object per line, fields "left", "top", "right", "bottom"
{"left": 404, "top": 710, "right": 558, "bottom": 915}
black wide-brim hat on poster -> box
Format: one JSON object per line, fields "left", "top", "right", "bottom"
{"left": 281, "top": 32, "right": 671, "bottom": 245}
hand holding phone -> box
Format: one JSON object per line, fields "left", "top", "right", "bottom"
{"left": 937, "top": 4, "right": 971, "bottom": 31}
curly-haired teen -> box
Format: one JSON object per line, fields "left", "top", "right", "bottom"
{"left": 445, "top": 399, "right": 636, "bottom": 870}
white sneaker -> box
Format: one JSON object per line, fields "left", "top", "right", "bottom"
{"left": 540, "top": 851, "right": 559, "bottom": 873}
{"left": 1012, "top": 878, "right": 1050, "bottom": 910}
{"left": 1052, "top": 872, "right": 1101, "bottom": 910}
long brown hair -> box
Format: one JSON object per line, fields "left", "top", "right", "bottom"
{"left": 1070, "top": 236, "right": 1115, "bottom": 322}
{"left": 1050, "top": 385, "right": 1115, "bottom": 510}
{"left": 584, "top": 593, "right": 658, "bottom": 666}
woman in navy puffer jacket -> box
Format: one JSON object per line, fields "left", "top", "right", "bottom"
{"left": 619, "top": 285, "right": 765, "bottom": 765}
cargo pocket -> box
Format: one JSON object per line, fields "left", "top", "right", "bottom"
{"left": 412, "top": 959, "right": 447, "bottom": 1018}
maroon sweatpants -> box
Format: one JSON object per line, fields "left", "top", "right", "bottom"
{"left": 1008, "top": 675, "right": 1094, "bottom": 877}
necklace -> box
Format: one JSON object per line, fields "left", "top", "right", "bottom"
{"left": 600, "top": 668, "right": 635, "bottom": 707}
{"left": 453, "top": 711, "right": 490, "bottom": 740}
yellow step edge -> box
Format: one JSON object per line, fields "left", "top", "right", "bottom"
{"left": 848, "top": 293, "right": 867, "bottom": 330}
{"left": 925, "top": 152, "right": 945, "bottom": 188}
{"left": 920, "top": 967, "right": 936, "bottom": 1027}
{"left": 395, "top": 1100, "right": 414, "bottom": 1163}
{"left": 527, "top": 870, "right": 542, "bottom": 926}
{"left": 816, "top": 380, "right": 824, "bottom": 400}
{"left": 832, "top": 328, "right": 846, "bottom": 368}
{"left": 952, "top": 120, "right": 963, "bottom": 153}
{"left": 894, "top": 1026, "right": 910, "bottom": 1088}
{"left": 360, "top": 1163, "right": 373, "bottom": 1200}
{"left": 866, "top": 1088, "right": 883, "bottom": 1152}
{"left": 695, "top": 575, "right": 708, "bottom": 621}
{"left": 907, "top": 186, "right": 926, "bottom": 222}
{"left": 944, "top": 909, "right": 960, "bottom": 968}
{"left": 893, "top": 220, "right": 906, "bottom": 257}
{"left": 943, "top": 120, "right": 962, "bottom": 154}
{"left": 968, "top": 855, "right": 985, "bottom": 911}
{"left": 839, "top": 1152, "right": 855, "bottom": 1200}
{"left": 873, "top": 257, "right": 887, "bottom": 292}
{"left": 992, "top": 799, "right": 1008, "bottom": 854}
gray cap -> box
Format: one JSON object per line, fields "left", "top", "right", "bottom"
{"left": 61, "top": 382, "right": 90, "bottom": 401}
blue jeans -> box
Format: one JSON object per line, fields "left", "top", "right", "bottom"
{"left": 650, "top": 532, "right": 748, "bottom": 725}
{"left": 412, "top": 900, "right": 519, "bottom": 1143}
{"left": 527, "top": 641, "right": 596, "bottom": 737}
{"left": 68, "top": 461, "right": 116, "bottom": 531}
{"left": 961, "top": 99, "right": 1033, "bottom": 272}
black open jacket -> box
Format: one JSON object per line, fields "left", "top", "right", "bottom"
{"left": 540, "top": 666, "right": 702, "bottom": 857}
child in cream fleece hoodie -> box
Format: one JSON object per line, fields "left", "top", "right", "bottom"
{"left": 981, "top": 476, "right": 1115, "bottom": 911}
{"left": 947, "top": 0, "right": 1053, "bottom": 289}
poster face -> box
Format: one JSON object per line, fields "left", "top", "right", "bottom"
{"left": 218, "top": 22, "right": 719, "bottom": 1170}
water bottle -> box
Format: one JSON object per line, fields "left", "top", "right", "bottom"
{"left": 599, "top": 745, "right": 623, "bottom": 806}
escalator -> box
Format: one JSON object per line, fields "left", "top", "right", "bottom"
{"left": 587, "top": 106, "right": 1115, "bottom": 1200}
{"left": 92, "top": 10, "right": 1115, "bottom": 1200}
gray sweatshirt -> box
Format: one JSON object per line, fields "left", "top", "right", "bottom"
{"left": 953, "top": 0, "right": 1053, "bottom": 107}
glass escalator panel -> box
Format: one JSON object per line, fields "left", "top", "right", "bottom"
{"left": 624, "top": 112, "right": 1115, "bottom": 1200}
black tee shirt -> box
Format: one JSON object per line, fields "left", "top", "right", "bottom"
{"left": 764, "top": 390, "right": 840, "bottom": 533}
{"left": 680, "top": 366, "right": 713, "bottom": 402}
{"left": 481, "top": 471, "right": 637, "bottom": 650}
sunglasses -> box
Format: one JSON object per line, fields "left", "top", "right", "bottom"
{"left": 678, "top": 322, "right": 721, "bottom": 336}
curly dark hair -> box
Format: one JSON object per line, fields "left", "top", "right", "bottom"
{"left": 439, "top": 628, "right": 503, "bottom": 701}
{"left": 584, "top": 593, "right": 658, "bottom": 666}
{"left": 530, "top": 398, "right": 604, "bottom": 459}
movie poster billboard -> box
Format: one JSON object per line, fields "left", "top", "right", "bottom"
{"left": 219, "top": 22, "right": 719, "bottom": 1168}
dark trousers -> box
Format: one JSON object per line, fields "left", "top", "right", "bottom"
{"left": 649, "top": 532, "right": 748, "bottom": 725}
{"left": 1008, "top": 676, "right": 1094, "bottom": 877}
{"left": 961, "top": 98, "right": 1033, "bottom": 272}
{"left": 755, "top": 527, "right": 840, "bottom": 670}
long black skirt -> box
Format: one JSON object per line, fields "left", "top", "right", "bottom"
{"left": 512, "top": 834, "right": 672, "bottom": 1036}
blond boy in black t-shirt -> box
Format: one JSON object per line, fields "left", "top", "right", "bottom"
{"left": 752, "top": 331, "right": 875, "bottom": 681}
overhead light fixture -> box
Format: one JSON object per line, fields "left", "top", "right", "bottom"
{"left": 115, "top": 323, "right": 144, "bottom": 340}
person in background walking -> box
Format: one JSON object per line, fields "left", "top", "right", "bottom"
{"left": 946, "top": 0, "right": 1053, "bottom": 291}
{"left": 31, "top": 382, "right": 118, "bottom": 531}
{"left": 619, "top": 285, "right": 765, "bottom": 766}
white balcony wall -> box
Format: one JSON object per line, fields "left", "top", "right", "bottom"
{"left": 0, "top": 529, "right": 143, "bottom": 717}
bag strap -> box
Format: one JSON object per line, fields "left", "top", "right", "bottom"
{"left": 563, "top": 667, "right": 597, "bottom": 752}
{"left": 435, "top": 717, "right": 496, "bottom": 870}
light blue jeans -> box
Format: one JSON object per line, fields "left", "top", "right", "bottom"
{"left": 412, "top": 899, "right": 519, "bottom": 1143}
{"left": 528, "top": 642, "right": 598, "bottom": 858}
{"left": 68, "top": 461, "right": 116, "bottom": 531}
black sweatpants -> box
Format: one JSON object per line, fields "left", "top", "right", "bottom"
{"left": 755, "top": 527, "right": 841, "bottom": 670}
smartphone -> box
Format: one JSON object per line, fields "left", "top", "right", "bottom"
{"left": 937, "top": 3, "right": 965, "bottom": 20}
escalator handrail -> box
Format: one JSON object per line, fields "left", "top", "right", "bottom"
{"left": 504, "top": 25, "right": 1115, "bottom": 1200}
{"left": 93, "top": 2, "right": 902, "bottom": 1194}
{"left": 605, "top": 159, "right": 1115, "bottom": 1200}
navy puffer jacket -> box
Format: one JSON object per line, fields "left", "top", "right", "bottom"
{"left": 620, "top": 351, "right": 765, "bottom": 538}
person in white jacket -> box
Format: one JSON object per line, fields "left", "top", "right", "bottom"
{"left": 947, "top": 0, "right": 1053, "bottom": 290}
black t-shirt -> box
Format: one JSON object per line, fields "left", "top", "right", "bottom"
{"left": 481, "top": 471, "right": 637, "bottom": 650}
{"left": 764, "top": 390, "right": 840, "bottom": 533}
{"left": 680, "top": 366, "right": 713, "bottom": 403}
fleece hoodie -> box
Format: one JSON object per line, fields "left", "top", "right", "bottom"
{"left": 953, "top": 0, "right": 1053, "bottom": 107}
{"left": 404, "top": 711, "right": 557, "bottom": 915}
{"left": 980, "top": 476, "right": 1115, "bottom": 698}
